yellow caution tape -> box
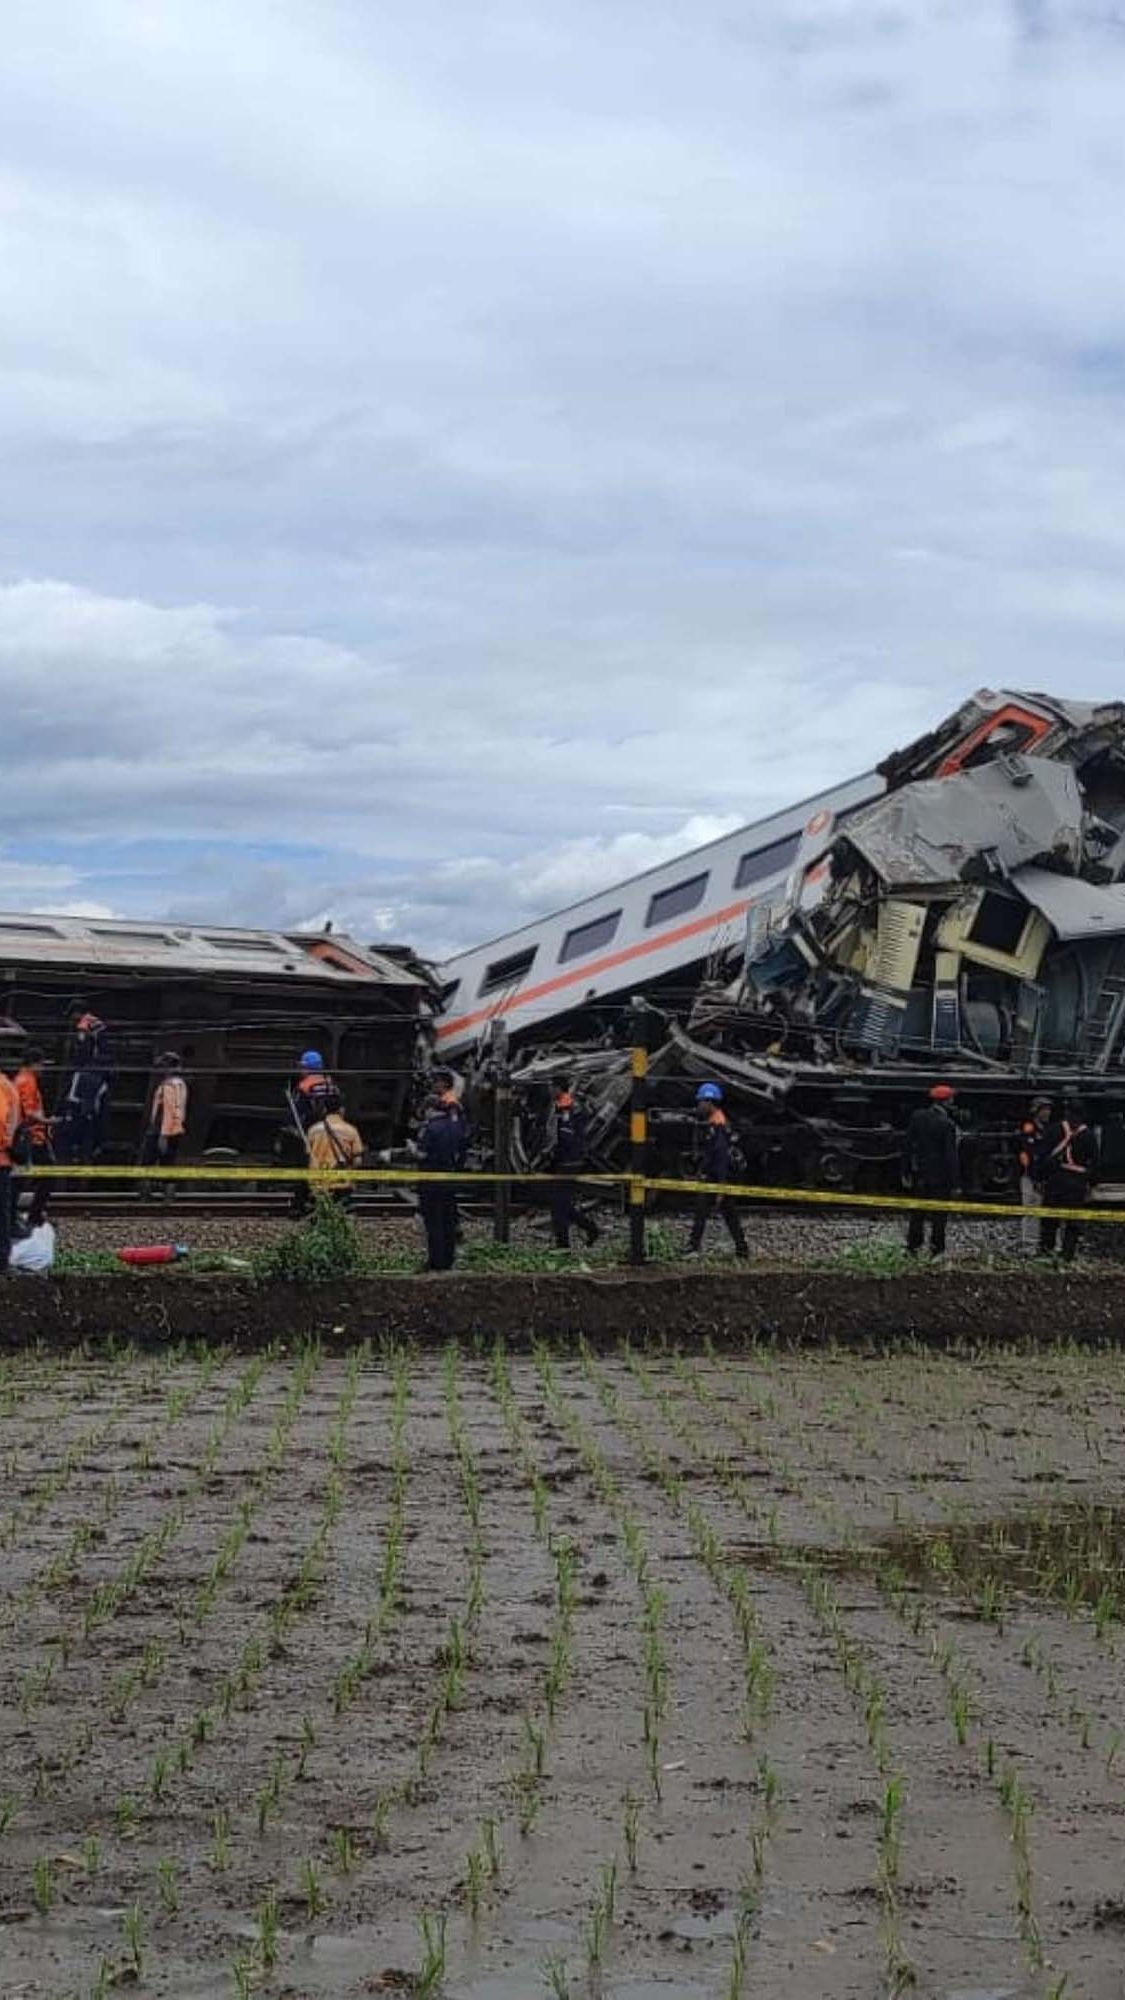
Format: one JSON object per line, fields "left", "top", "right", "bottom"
{"left": 642, "top": 1175, "right": 1125, "bottom": 1228}
{"left": 17, "top": 1161, "right": 1123, "bottom": 1227}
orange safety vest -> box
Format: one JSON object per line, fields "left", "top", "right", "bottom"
{"left": 14, "top": 1068, "right": 48, "bottom": 1146}
{"left": 152, "top": 1076, "right": 188, "bottom": 1139}
{"left": 0, "top": 1075, "right": 19, "bottom": 1168}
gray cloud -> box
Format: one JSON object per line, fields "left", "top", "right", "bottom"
{"left": 4, "top": 2, "right": 1125, "bottom": 954}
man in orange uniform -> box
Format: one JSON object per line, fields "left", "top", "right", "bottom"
{"left": 13, "top": 1048, "right": 53, "bottom": 1227}
{"left": 140, "top": 1054, "right": 189, "bottom": 1169}
{"left": 0, "top": 1050, "right": 21, "bottom": 1273}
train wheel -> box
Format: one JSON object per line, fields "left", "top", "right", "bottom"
{"left": 814, "top": 1148, "right": 855, "bottom": 1193}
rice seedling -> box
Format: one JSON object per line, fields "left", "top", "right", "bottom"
{"left": 258, "top": 1885, "right": 281, "bottom": 1970}
{"left": 210, "top": 1806, "right": 231, "bottom": 1872}
{"left": 542, "top": 1954, "right": 574, "bottom": 1999}
{"left": 415, "top": 1910, "right": 448, "bottom": 1995}
{"left": 32, "top": 1855, "right": 54, "bottom": 1914}
{"left": 156, "top": 1856, "right": 179, "bottom": 1914}
{"left": 623, "top": 1792, "right": 641, "bottom": 1874}
{"left": 302, "top": 1857, "right": 328, "bottom": 1918}
{"left": 83, "top": 1833, "right": 100, "bottom": 1875}
{"left": 122, "top": 1901, "right": 145, "bottom": 1974}
{"left": 330, "top": 1825, "right": 358, "bottom": 1875}
{"left": 114, "top": 1795, "right": 139, "bottom": 1838}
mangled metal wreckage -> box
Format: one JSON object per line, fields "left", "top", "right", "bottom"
{"left": 499, "top": 691, "right": 1125, "bottom": 1192}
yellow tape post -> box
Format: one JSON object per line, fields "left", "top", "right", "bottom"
{"left": 18, "top": 1162, "right": 1125, "bottom": 1227}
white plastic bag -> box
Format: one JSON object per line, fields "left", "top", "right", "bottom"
{"left": 9, "top": 1223, "right": 57, "bottom": 1275}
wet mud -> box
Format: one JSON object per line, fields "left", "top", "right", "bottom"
{"left": 3, "top": 1345, "right": 1125, "bottom": 1994}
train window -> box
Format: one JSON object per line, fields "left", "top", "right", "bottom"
{"left": 969, "top": 893, "right": 1027, "bottom": 956}
{"left": 97, "top": 927, "right": 177, "bottom": 945}
{"left": 479, "top": 945, "right": 538, "bottom": 994}
{"left": 645, "top": 872, "right": 709, "bottom": 928}
{"left": 558, "top": 911, "right": 621, "bottom": 962}
{"left": 734, "top": 831, "right": 801, "bottom": 889}
{"left": 202, "top": 935, "right": 285, "bottom": 953}
{"left": 0, "top": 919, "right": 63, "bottom": 936}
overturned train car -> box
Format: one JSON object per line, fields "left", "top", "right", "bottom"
{"left": 0, "top": 915, "right": 429, "bottom": 1161}
{"left": 486, "top": 691, "right": 1125, "bottom": 1192}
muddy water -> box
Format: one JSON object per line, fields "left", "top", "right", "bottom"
{"left": 2, "top": 1347, "right": 1125, "bottom": 1994}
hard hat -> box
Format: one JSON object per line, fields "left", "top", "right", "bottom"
{"left": 300, "top": 1050, "right": 324, "bottom": 1071}
{"left": 929, "top": 1084, "right": 955, "bottom": 1101}
{"left": 696, "top": 1082, "right": 724, "bottom": 1104}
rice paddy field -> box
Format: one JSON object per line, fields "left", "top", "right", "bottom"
{"left": 2, "top": 1335, "right": 1125, "bottom": 1999}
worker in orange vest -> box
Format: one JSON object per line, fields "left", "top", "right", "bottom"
{"left": 140, "top": 1054, "right": 189, "bottom": 1169}
{"left": 12, "top": 1048, "right": 53, "bottom": 1228}
{"left": 0, "top": 1049, "right": 21, "bottom": 1273}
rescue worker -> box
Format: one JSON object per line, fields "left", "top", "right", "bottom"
{"left": 55, "top": 1009, "right": 113, "bottom": 1165}
{"left": 684, "top": 1083, "right": 749, "bottom": 1260}
{"left": 294, "top": 1050, "right": 342, "bottom": 1129}
{"left": 1037, "top": 1098, "right": 1099, "bottom": 1264}
{"left": 12, "top": 1048, "right": 53, "bottom": 1228}
{"left": 904, "top": 1084, "right": 960, "bottom": 1256}
{"left": 292, "top": 1105, "right": 366, "bottom": 1215}
{"left": 0, "top": 1051, "right": 19, "bottom": 1274}
{"left": 140, "top": 1054, "right": 189, "bottom": 1170}
{"left": 1017, "top": 1095, "right": 1052, "bottom": 1255}
{"left": 548, "top": 1079, "right": 600, "bottom": 1250}
{"left": 416, "top": 1070, "right": 469, "bottom": 1271}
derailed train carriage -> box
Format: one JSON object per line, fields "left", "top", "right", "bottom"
{"left": 0, "top": 916, "right": 431, "bottom": 1161}
{"left": 461, "top": 691, "right": 1125, "bottom": 1193}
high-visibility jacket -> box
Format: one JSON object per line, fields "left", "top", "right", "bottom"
{"left": 0, "top": 1075, "right": 19, "bottom": 1168}
{"left": 14, "top": 1068, "right": 48, "bottom": 1146}
{"left": 150, "top": 1075, "right": 188, "bottom": 1139}
{"left": 296, "top": 1072, "right": 341, "bottom": 1128}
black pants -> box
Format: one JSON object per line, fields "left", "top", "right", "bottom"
{"left": 550, "top": 1174, "right": 598, "bottom": 1249}
{"left": 419, "top": 1187, "right": 459, "bottom": 1270}
{"left": 1039, "top": 1177, "right": 1087, "bottom": 1263}
{"left": 906, "top": 1182, "right": 951, "bottom": 1255}
{"left": 55, "top": 1115, "right": 101, "bottom": 1165}
{"left": 12, "top": 1141, "right": 53, "bottom": 1228}
{"left": 688, "top": 1191, "right": 748, "bottom": 1257}
{"left": 139, "top": 1132, "right": 180, "bottom": 1169}
{"left": 0, "top": 1166, "right": 10, "bottom": 1272}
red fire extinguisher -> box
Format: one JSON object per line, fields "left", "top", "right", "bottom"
{"left": 116, "top": 1245, "right": 189, "bottom": 1267}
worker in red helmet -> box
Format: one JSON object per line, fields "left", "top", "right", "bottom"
{"left": 903, "top": 1085, "right": 960, "bottom": 1257}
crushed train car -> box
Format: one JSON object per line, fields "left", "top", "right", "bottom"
{"left": 469, "top": 691, "right": 1125, "bottom": 1192}
{"left": 0, "top": 915, "right": 431, "bottom": 1161}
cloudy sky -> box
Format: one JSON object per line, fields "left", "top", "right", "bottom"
{"left": 4, "top": 0, "right": 1125, "bottom": 958}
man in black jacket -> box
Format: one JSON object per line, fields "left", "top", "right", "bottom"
{"left": 416, "top": 1072, "right": 470, "bottom": 1271}
{"left": 548, "top": 1082, "right": 599, "bottom": 1250}
{"left": 685, "top": 1083, "right": 749, "bottom": 1260}
{"left": 904, "top": 1085, "right": 960, "bottom": 1256}
{"left": 1037, "top": 1099, "right": 1099, "bottom": 1264}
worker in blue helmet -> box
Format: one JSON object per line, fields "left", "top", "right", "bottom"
{"left": 294, "top": 1049, "right": 342, "bottom": 1132}
{"left": 684, "top": 1082, "right": 748, "bottom": 1261}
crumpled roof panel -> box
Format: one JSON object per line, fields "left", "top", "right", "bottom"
{"left": 1012, "top": 866, "right": 1125, "bottom": 941}
{"left": 843, "top": 759, "right": 1083, "bottom": 890}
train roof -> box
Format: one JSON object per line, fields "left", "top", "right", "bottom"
{"left": 0, "top": 913, "right": 424, "bottom": 986}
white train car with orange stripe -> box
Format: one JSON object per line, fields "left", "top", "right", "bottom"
{"left": 434, "top": 689, "right": 1092, "bottom": 1062}
{"left": 434, "top": 771, "right": 883, "bottom": 1059}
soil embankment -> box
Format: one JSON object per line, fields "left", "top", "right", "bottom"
{"left": 4, "top": 1267, "right": 1125, "bottom": 1348}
